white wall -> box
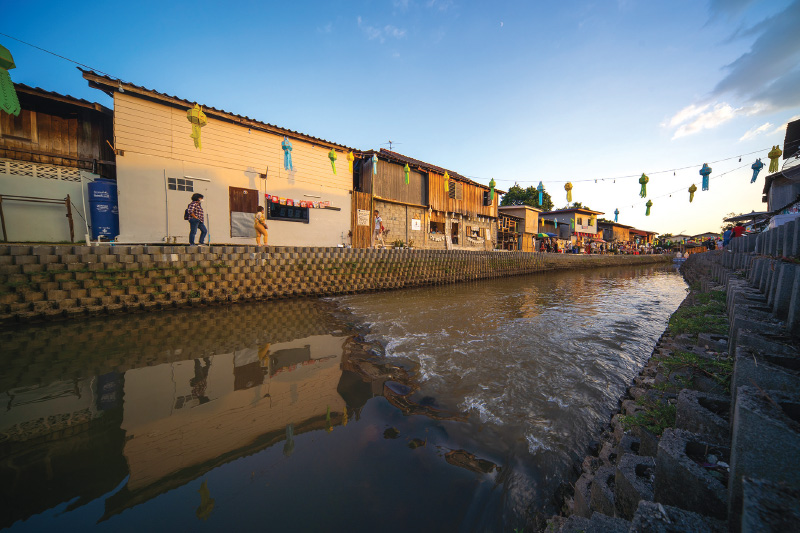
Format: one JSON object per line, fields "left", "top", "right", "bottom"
{"left": 113, "top": 93, "right": 352, "bottom": 246}
{"left": 0, "top": 158, "right": 96, "bottom": 242}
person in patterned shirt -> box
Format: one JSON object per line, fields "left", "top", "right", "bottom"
{"left": 187, "top": 193, "right": 207, "bottom": 245}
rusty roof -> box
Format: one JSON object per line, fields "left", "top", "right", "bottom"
{"left": 15, "top": 83, "right": 112, "bottom": 114}
{"left": 364, "top": 149, "right": 504, "bottom": 193}
{"left": 81, "top": 69, "right": 355, "bottom": 151}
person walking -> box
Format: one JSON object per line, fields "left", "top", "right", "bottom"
{"left": 254, "top": 206, "right": 268, "bottom": 246}
{"left": 187, "top": 193, "right": 207, "bottom": 245}
{"left": 373, "top": 209, "right": 385, "bottom": 248}
{"left": 722, "top": 227, "right": 733, "bottom": 247}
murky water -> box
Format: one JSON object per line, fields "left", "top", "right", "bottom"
{"left": 0, "top": 264, "right": 685, "bottom": 532}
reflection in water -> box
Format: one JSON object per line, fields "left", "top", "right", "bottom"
{"left": 0, "top": 300, "right": 384, "bottom": 530}
{"left": 0, "top": 265, "right": 686, "bottom": 532}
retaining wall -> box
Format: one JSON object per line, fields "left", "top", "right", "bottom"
{"left": 0, "top": 244, "right": 670, "bottom": 324}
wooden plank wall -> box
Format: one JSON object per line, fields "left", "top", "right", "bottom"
{"left": 113, "top": 93, "right": 351, "bottom": 194}
{"left": 0, "top": 95, "right": 115, "bottom": 178}
{"left": 374, "top": 160, "right": 426, "bottom": 205}
{"left": 351, "top": 191, "right": 372, "bottom": 248}
{"left": 428, "top": 171, "right": 497, "bottom": 217}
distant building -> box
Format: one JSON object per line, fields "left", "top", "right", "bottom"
{"left": 597, "top": 220, "right": 632, "bottom": 243}
{"left": 356, "top": 149, "right": 498, "bottom": 250}
{"left": 693, "top": 232, "right": 719, "bottom": 241}
{"left": 0, "top": 84, "right": 115, "bottom": 242}
{"left": 498, "top": 205, "right": 541, "bottom": 251}
{"left": 539, "top": 207, "right": 604, "bottom": 246}
{"left": 629, "top": 229, "right": 657, "bottom": 245}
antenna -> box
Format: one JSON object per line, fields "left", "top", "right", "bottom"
{"left": 382, "top": 140, "right": 402, "bottom": 150}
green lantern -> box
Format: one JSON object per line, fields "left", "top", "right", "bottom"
{"left": 329, "top": 149, "right": 337, "bottom": 174}
{"left": 404, "top": 163, "right": 410, "bottom": 184}
{"left": 645, "top": 199, "right": 653, "bottom": 216}
{"left": 0, "top": 45, "right": 21, "bottom": 117}
{"left": 639, "top": 173, "right": 649, "bottom": 198}
{"left": 489, "top": 178, "right": 496, "bottom": 201}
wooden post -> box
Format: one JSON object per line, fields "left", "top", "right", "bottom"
{"left": 65, "top": 195, "right": 75, "bottom": 242}
{"left": 0, "top": 195, "right": 6, "bottom": 242}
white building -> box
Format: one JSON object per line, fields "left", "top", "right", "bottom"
{"left": 83, "top": 70, "right": 355, "bottom": 246}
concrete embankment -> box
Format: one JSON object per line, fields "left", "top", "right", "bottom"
{"left": 548, "top": 223, "right": 800, "bottom": 533}
{"left": 0, "top": 245, "right": 669, "bottom": 325}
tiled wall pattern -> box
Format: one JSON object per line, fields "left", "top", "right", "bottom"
{"left": 0, "top": 245, "right": 670, "bottom": 324}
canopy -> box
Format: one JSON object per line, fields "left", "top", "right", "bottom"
{"left": 724, "top": 211, "right": 769, "bottom": 222}
{"left": 536, "top": 233, "right": 549, "bottom": 238}
{"left": 545, "top": 233, "right": 557, "bottom": 237}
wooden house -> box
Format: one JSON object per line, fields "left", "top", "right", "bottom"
{"left": 0, "top": 84, "right": 115, "bottom": 242}
{"left": 354, "top": 149, "right": 499, "bottom": 249}
{"left": 629, "top": 228, "right": 657, "bottom": 245}
{"left": 597, "top": 220, "right": 632, "bottom": 243}
{"left": 83, "top": 70, "right": 355, "bottom": 246}
{"left": 498, "top": 205, "right": 540, "bottom": 251}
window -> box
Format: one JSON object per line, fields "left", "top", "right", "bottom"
{"left": 0, "top": 109, "right": 38, "bottom": 143}
{"left": 430, "top": 221, "right": 445, "bottom": 233}
{"left": 268, "top": 199, "right": 309, "bottom": 223}
{"left": 577, "top": 217, "right": 583, "bottom": 225}
{"left": 168, "top": 177, "right": 194, "bottom": 191}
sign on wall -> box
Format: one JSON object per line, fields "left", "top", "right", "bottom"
{"left": 411, "top": 218, "right": 421, "bottom": 231}
{"left": 357, "top": 209, "right": 370, "bottom": 226}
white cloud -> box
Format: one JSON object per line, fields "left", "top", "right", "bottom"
{"left": 665, "top": 103, "right": 710, "bottom": 128}
{"left": 667, "top": 101, "right": 767, "bottom": 139}
{"left": 773, "top": 114, "right": 800, "bottom": 134}
{"left": 739, "top": 122, "right": 773, "bottom": 141}
{"left": 357, "top": 16, "right": 406, "bottom": 43}
{"left": 426, "top": 0, "right": 454, "bottom": 11}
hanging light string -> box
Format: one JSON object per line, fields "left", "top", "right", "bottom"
{"left": 616, "top": 162, "right": 752, "bottom": 214}
{"left": 469, "top": 147, "right": 784, "bottom": 184}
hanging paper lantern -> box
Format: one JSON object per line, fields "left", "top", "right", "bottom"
{"left": 645, "top": 200, "right": 653, "bottom": 216}
{"left": 329, "top": 149, "right": 337, "bottom": 174}
{"left": 372, "top": 154, "right": 378, "bottom": 175}
{"left": 186, "top": 104, "right": 207, "bottom": 150}
{"left": 750, "top": 158, "right": 764, "bottom": 183}
{"left": 570, "top": 218, "right": 575, "bottom": 230}
{"left": 614, "top": 208, "right": 619, "bottom": 223}
{"left": 638, "top": 174, "right": 649, "bottom": 198}
{"left": 688, "top": 183, "right": 697, "bottom": 203}
{"left": 282, "top": 137, "right": 293, "bottom": 170}
{"left": 0, "top": 45, "right": 21, "bottom": 117}
{"left": 768, "top": 145, "right": 783, "bottom": 173}
{"left": 554, "top": 219, "right": 558, "bottom": 228}
{"left": 404, "top": 163, "right": 410, "bottom": 184}
{"left": 489, "top": 178, "right": 496, "bottom": 201}
{"left": 564, "top": 182, "right": 573, "bottom": 202}
{"left": 537, "top": 181, "right": 544, "bottom": 206}
{"left": 444, "top": 171, "right": 450, "bottom": 192}
{"left": 347, "top": 151, "right": 354, "bottom": 173}
{"left": 699, "top": 163, "right": 712, "bottom": 191}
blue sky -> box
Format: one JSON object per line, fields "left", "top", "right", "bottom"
{"left": 5, "top": 0, "right": 800, "bottom": 235}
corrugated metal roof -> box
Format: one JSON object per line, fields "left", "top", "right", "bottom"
{"left": 541, "top": 208, "right": 605, "bottom": 216}
{"left": 15, "top": 83, "right": 112, "bottom": 114}
{"left": 364, "top": 148, "right": 503, "bottom": 193}
{"left": 80, "top": 69, "right": 355, "bottom": 151}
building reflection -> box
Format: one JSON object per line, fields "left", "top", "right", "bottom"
{"left": 0, "top": 300, "right": 383, "bottom": 527}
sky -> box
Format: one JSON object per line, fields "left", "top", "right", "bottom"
{"left": 4, "top": 0, "right": 800, "bottom": 235}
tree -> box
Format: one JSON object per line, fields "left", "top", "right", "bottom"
{"left": 720, "top": 212, "right": 741, "bottom": 232}
{"left": 500, "top": 183, "right": 554, "bottom": 211}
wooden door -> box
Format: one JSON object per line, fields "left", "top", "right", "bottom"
{"left": 351, "top": 191, "right": 373, "bottom": 248}
{"left": 229, "top": 187, "right": 259, "bottom": 213}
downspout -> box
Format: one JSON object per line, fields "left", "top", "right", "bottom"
{"left": 164, "top": 170, "right": 170, "bottom": 241}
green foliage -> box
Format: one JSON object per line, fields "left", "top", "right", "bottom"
{"left": 188, "top": 290, "right": 201, "bottom": 298}
{"left": 620, "top": 399, "right": 676, "bottom": 437}
{"left": 500, "top": 183, "right": 554, "bottom": 211}
{"left": 668, "top": 290, "right": 728, "bottom": 336}
{"left": 659, "top": 350, "right": 733, "bottom": 393}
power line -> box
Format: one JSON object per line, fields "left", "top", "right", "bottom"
{"left": 0, "top": 32, "right": 114, "bottom": 78}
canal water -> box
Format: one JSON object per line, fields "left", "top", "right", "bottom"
{"left": 0, "top": 264, "right": 685, "bottom": 532}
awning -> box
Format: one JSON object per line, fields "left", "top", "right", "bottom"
{"left": 574, "top": 232, "right": 597, "bottom": 238}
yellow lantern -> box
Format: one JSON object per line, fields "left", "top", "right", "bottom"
{"left": 444, "top": 171, "right": 450, "bottom": 192}
{"left": 347, "top": 151, "right": 354, "bottom": 173}
{"left": 564, "top": 182, "right": 573, "bottom": 202}
{"left": 186, "top": 104, "right": 207, "bottom": 150}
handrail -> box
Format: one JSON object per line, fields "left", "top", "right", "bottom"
{"left": 0, "top": 194, "right": 74, "bottom": 242}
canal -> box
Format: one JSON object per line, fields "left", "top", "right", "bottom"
{"left": 0, "top": 264, "right": 686, "bottom": 532}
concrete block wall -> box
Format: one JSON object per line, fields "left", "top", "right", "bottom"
{"left": 0, "top": 245, "right": 670, "bottom": 324}
{"left": 679, "top": 222, "right": 800, "bottom": 532}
